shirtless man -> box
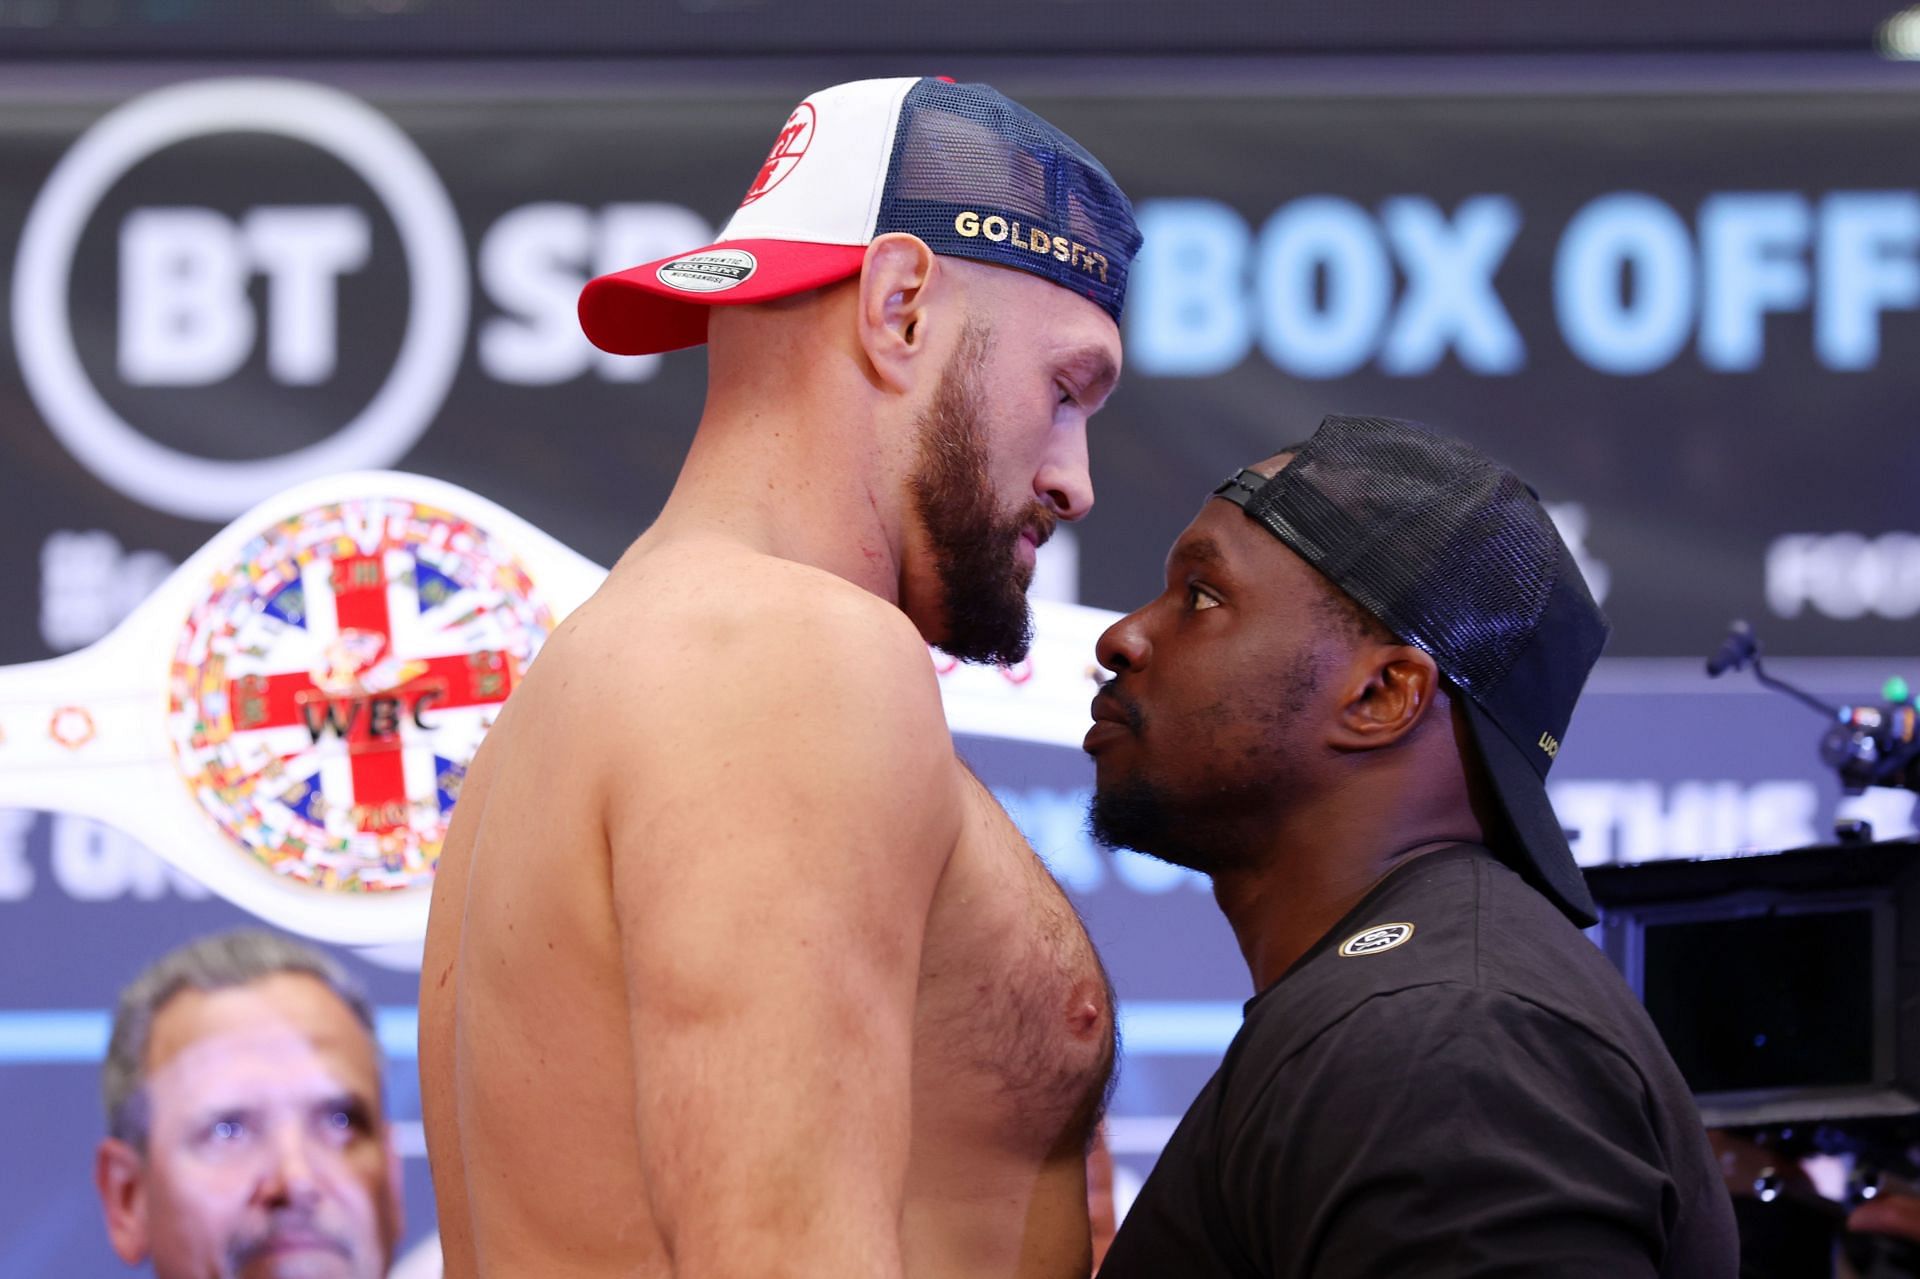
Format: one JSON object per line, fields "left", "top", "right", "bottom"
{"left": 419, "top": 78, "right": 1140, "bottom": 1279}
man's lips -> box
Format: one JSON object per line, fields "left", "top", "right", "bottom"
{"left": 1023, "top": 509, "right": 1057, "bottom": 550}
{"left": 1085, "top": 685, "right": 1141, "bottom": 753}
{"left": 237, "top": 1229, "right": 351, "bottom": 1265}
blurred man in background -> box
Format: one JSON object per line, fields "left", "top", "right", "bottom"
{"left": 1710, "top": 1129, "right": 1920, "bottom": 1277}
{"left": 94, "top": 929, "right": 403, "bottom": 1279}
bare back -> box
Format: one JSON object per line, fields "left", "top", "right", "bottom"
{"left": 420, "top": 539, "right": 1115, "bottom": 1278}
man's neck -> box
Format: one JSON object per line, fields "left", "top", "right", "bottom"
{"left": 1211, "top": 800, "right": 1483, "bottom": 993}
{"left": 646, "top": 383, "right": 913, "bottom": 606}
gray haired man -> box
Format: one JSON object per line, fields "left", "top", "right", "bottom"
{"left": 93, "top": 929, "right": 403, "bottom": 1279}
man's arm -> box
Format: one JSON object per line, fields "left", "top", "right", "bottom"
{"left": 1089, "top": 1123, "right": 1118, "bottom": 1273}
{"left": 599, "top": 585, "right": 960, "bottom": 1279}
{"left": 416, "top": 723, "right": 502, "bottom": 1279}
{"left": 1225, "top": 988, "right": 1684, "bottom": 1278}
{"left": 1853, "top": 1192, "right": 1920, "bottom": 1240}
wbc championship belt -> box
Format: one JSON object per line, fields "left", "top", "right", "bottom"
{"left": 0, "top": 472, "right": 1115, "bottom": 945}
{"left": 0, "top": 474, "right": 599, "bottom": 944}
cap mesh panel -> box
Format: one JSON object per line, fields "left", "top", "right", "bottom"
{"left": 1244, "top": 416, "right": 1560, "bottom": 695}
{"left": 876, "top": 80, "right": 1140, "bottom": 322}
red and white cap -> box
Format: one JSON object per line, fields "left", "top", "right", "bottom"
{"left": 580, "top": 77, "right": 918, "bottom": 357}
{"left": 579, "top": 76, "right": 1142, "bottom": 357}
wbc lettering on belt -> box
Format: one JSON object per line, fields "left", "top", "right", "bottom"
{"left": 952, "top": 209, "right": 1110, "bottom": 283}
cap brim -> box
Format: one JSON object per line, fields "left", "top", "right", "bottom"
{"left": 579, "top": 240, "right": 868, "bottom": 357}
{"left": 1459, "top": 697, "right": 1599, "bottom": 928}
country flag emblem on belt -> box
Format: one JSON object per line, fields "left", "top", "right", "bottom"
{"left": 165, "top": 498, "right": 555, "bottom": 895}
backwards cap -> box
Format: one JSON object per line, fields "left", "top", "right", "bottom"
{"left": 579, "top": 77, "right": 1142, "bottom": 357}
{"left": 1212, "top": 416, "right": 1612, "bottom": 927}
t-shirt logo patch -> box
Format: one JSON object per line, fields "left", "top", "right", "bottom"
{"left": 655, "top": 248, "right": 758, "bottom": 294}
{"left": 1338, "top": 922, "right": 1415, "bottom": 957}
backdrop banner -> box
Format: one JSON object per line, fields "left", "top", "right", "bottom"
{"left": 1, "top": 74, "right": 1916, "bottom": 1275}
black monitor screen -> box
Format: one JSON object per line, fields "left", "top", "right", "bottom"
{"left": 1641, "top": 909, "right": 1876, "bottom": 1095}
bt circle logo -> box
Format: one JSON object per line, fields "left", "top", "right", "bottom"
{"left": 12, "top": 77, "right": 469, "bottom": 521}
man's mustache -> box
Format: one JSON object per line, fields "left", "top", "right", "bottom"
{"left": 230, "top": 1211, "right": 355, "bottom": 1270}
{"left": 1023, "top": 505, "right": 1058, "bottom": 549}
{"left": 1092, "top": 680, "right": 1145, "bottom": 733}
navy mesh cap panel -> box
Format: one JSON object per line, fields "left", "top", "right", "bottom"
{"left": 1236, "top": 416, "right": 1576, "bottom": 697}
{"left": 876, "top": 80, "right": 1140, "bottom": 322}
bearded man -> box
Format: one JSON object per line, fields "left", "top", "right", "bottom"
{"left": 419, "top": 77, "right": 1138, "bottom": 1279}
{"left": 1087, "top": 416, "right": 1738, "bottom": 1278}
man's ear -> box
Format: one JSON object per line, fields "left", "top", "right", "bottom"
{"left": 857, "top": 233, "right": 943, "bottom": 393}
{"left": 1330, "top": 646, "right": 1442, "bottom": 752}
{"left": 95, "top": 1137, "right": 150, "bottom": 1265}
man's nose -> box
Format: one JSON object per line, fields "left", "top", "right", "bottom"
{"left": 1037, "top": 420, "right": 1093, "bottom": 523}
{"left": 256, "top": 1126, "right": 323, "bottom": 1210}
{"left": 1097, "top": 607, "right": 1151, "bottom": 675}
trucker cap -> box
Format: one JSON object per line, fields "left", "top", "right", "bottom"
{"left": 579, "top": 76, "right": 1141, "bottom": 357}
{"left": 1212, "top": 415, "right": 1612, "bottom": 927}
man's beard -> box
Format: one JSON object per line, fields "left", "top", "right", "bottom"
{"left": 1088, "top": 654, "right": 1324, "bottom": 878}
{"left": 911, "top": 321, "right": 1055, "bottom": 666}
{"left": 1087, "top": 774, "right": 1269, "bottom": 879}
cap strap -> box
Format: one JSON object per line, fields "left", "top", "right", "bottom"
{"left": 1211, "top": 469, "right": 1267, "bottom": 509}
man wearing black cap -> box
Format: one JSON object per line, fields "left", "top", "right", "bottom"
{"left": 422, "top": 77, "right": 1139, "bottom": 1277}
{"left": 1086, "top": 416, "right": 1738, "bottom": 1276}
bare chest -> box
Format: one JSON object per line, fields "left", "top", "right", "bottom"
{"left": 911, "top": 771, "right": 1115, "bottom": 1154}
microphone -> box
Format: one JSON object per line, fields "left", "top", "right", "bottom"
{"left": 1706, "top": 620, "right": 1758, "bottom": 678}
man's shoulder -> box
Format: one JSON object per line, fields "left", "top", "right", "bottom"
{"left": 520, "top": 544, "right": 952, "bottom": 798}
{"left": 1233, "top": 848, "right": 1651, "bottom": 1089}
{"left": 568, "top": 543, "right": 964, "bottom": 864}
{"left": 1222, "top": 974, "right": 1656, "bottom": 1159}
{"left": 596, "top": 541, "right": 928, "bottom": 655}
{"left": 548, "top": 543, "right": 938, "bottom": 704}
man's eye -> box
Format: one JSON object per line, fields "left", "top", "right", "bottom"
{"left": 319, "top": 1103, "right": 371, "bottom": 1139}
{"left": 1057, "top": 384, "right": 1077, "bottom": 407}
{"left": 208, "top": 1119, "right": 248, "bottom": 1143}
{"left": 1189, "top": 586, "right": 1220, "bottom": 611}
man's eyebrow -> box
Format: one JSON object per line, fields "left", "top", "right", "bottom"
{"left": 189, "top": 1101, "right": 258, "bottom": 1126}
{"left": 1169, "top": 535, "right": 1227, "bottom": 572}
{"left": 1060, "top": 346, "right": 1120, "bottom": 402}
{"left": 317, "top": 1089, "right": 378, "bottom": 1120}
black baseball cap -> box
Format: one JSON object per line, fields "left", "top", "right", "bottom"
{"left": 1211, "top": 415, "right": 1610, "bottom": 927}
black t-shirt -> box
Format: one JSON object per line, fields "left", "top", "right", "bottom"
{"left": 1101, "top": 845, "right": 1739, "bottom": 1278}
